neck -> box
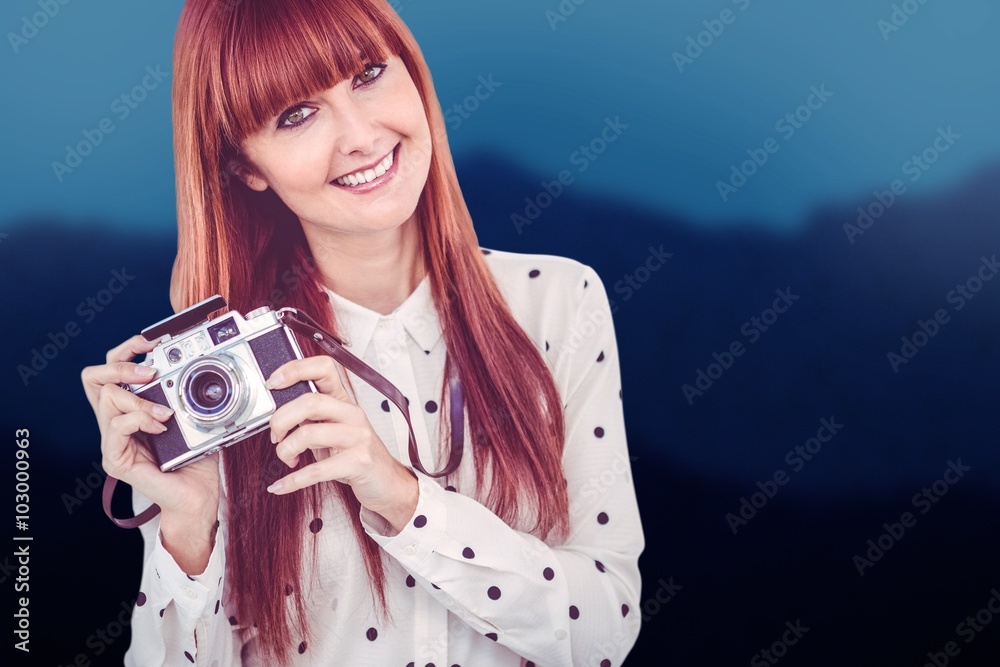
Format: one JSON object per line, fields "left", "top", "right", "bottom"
{"left": 302, "top": 212, "right": 425, "bottom": 316}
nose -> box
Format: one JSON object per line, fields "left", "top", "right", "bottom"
{"left": 330, "top": 94, "right": 378, "bottom": 158}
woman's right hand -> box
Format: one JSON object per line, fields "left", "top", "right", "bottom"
{"left": 81, "top": 334, "right": 221, "bottom": 522}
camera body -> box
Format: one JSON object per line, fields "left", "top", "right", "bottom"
{"left": 124, "top": 295, "right": 315, "bottom": 471}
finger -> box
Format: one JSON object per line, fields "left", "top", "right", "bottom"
{"left": 82, "top": 335, "right": 160, "bottom": 409}
{"left": 98, "top": 384, "right": 175, "bottom": 434}
{"left": 269, "top": 392, "right": 362, "bottom": 444}
{"left": 267, "top": 458, "right": 347, "bottom": 496}
{"left": 103, "top": 410, "right": 169, "bottom": 475}
{"left": 265, "top": 355, "right": 352, "bottom": 402}
{"left": 106, "top": 333, "right": 160, "bottom": 364}
{"left": 274, "top": 422, "right": 351, "bottom": 467}
{"left": 82, "top": 361, "right": 159, "bottom": 406}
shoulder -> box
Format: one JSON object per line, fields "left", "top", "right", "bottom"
{"left": 479, "top": 246, "right": 612, "bottom": 370}
{"left": 479, "top": 246, "right": 604, "bottom": 294}
{"left": 480, "top": 247, "right": 603, "bottom": 316}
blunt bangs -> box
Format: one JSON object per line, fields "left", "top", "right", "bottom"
{"left": 212, "top": 0, "right": 404, "bottom": 148}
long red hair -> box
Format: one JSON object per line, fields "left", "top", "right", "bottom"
{"left": 170, "top": 0, "right": 569, "bottom": 664}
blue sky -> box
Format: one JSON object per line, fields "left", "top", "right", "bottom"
{"left": 2, "top": 0, "right": 998, "bottom": 231}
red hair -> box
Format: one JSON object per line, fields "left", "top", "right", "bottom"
{"left": 170, "top": 0, "right": 569, "bottom": 664}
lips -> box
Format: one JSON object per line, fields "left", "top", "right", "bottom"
{"left": 331, "top": 143, "right": 398, "bottom": 186}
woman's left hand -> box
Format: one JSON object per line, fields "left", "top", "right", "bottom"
{"left": 264, "top": 355, "right": 419, "bottom": 531}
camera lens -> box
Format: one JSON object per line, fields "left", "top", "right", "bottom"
{"left": 178, "top": 357, "right": 245, "bottom": 423}
{"left": 188, "top": 370, "right": 230, "bottom": 413}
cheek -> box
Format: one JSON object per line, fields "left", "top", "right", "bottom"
{"left": 402, "top": 106, "right": 433, "bottom": 172}
{"left": 268, "top": 148, "right": 330, "bottom": 193}
{"left": 391, "top": 84, "right": 431, "bottom": 143}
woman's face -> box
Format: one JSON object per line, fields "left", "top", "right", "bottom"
{"left": 237, "top": 54, "right": 432, "bottom": 236}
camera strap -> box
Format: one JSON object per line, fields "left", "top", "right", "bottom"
{"left": 276, "top": 307, "right": 465, "bottom": 479}
{"left": 101, "top": 306, "right": 464, "bottom": 529}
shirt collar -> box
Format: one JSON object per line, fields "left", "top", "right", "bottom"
{"left": 322, "top": 274, "right": 442, "bottom": 355}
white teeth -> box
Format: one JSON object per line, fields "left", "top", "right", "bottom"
{"left": 335, "top": 149, "right": 395, "bottom": 186}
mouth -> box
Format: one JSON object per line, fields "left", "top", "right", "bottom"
{"left": 330, "top": 143, "right": 400, "bottom": 193}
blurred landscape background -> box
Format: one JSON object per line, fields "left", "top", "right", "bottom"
{"left": 2, "top": 1, "right": 999, "bottom": 665}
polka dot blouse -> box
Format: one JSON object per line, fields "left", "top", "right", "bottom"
{"left": 125, "top": 249, "right": 645, "bottom": 666}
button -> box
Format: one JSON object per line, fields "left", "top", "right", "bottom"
{"left": 185, "top": 589, "right": 198, "bottom": 600}
{"left": 403, "top": 545, "right": 416, "bottom": 556}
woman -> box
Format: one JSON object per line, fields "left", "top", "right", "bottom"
{"left": 80, "top": 0, "right": 644, "bottom": 664}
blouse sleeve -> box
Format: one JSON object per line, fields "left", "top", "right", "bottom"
{"left": 359, "top": 263, "right": 645, "bottom": 667}
{"left": 124, "top": 484, "right": 244, "bottom": 666}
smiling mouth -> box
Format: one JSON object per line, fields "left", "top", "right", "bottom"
{"left": 332, "top": 144, "right": 398, "bottom": 187}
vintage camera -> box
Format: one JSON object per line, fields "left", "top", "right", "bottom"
{"left": 123, "top": 295, "right": 316, "bottom": 471}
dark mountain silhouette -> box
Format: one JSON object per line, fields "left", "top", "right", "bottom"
{"left": 2, "top": 152, "right": 998, "bottom": 665}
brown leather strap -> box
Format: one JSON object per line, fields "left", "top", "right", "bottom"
{"left": 103, "top": 480, "right": 160, "bottom": 529}
{"left": 277, "top": 307, "right": 465, "bottom": 479}
{"left": 102, "top": 307, "right": 464, "bottom": 528}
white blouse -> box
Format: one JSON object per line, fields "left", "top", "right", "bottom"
{"left": 126, "top": 248, "right": 645, "bottom": 666}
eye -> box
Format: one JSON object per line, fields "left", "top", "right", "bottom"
{"left": 276, "top": 105, "right": 316, "bottom": 130}
{"left": 353, "top": 62, "right": 387, "bottom": 89}
{"left": 274, "top": 63, "right": 388, "bottom": 131}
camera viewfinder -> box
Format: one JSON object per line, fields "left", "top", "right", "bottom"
{"left": 208, "top": 317, "right": 240, "bottom": 346}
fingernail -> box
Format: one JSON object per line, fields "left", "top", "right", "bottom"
{"left": 265, "top": 371, "right": 285, "bottom": 389}
{"left": 152, "top": 421, "right": 169, "bottom": 433}
{"left": 267, "top": 480, "right": 283, "bottom": 493}
{"left": 135, "top": 365, "right": 156, "bottom": 376}
{"left": 270, "top": 430, "right": 278, "bottom": 444}
{"left": 152, "top": 405, "right": 174, "bottom": 419}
